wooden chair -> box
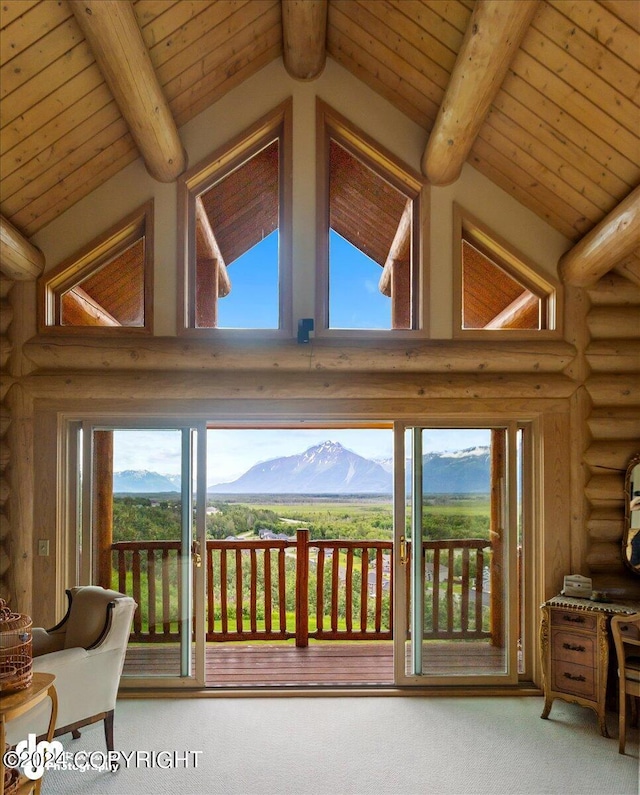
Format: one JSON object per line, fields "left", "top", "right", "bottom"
{"left": 611, "top": 613, "right": 640, "bottom": 754}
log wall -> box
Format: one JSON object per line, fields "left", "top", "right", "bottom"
{"left": 0, "top": 278, "right": 14, "bottom": 603}
{"left": 584, "top": 271, "right": 640, "bottom": 595}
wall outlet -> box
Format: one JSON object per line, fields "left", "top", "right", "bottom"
{"left": 38, "top": 539, "right": 49, "bottom": 556}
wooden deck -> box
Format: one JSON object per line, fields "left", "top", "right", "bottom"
{"left": 123, "top": 641, "right": 506, "bottom": 686}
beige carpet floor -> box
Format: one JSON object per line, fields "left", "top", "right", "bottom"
{"left": 39, "top": 695, "right": 638, "bottom": 795}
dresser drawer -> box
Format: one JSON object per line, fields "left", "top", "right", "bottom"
{"left": 550, "top": 608, "right": 597, "bottom": 631}
{"left": 552, "top": 660, "right": 596, "bottom": 699}
{"left": 551, "top": 629, "right": 595, "bottom": 666}
{"left": 617, "top": 621, "right": 640, "bottom": 641}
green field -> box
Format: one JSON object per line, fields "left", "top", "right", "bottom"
{"left": 113, "top": 493, "right": 491, "bottom": 543}
{"left": 225, "top": 494, "right": 490, "bottom": 541}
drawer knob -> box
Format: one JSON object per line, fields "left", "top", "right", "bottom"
{"left": 562, "top": 642, "right": 586, "bottom": 653}
{"left": 563, "top": 671, "right": 586, "bottom": 682}
{"left": 562, "top": 614, "right": 586, "bottom": 623}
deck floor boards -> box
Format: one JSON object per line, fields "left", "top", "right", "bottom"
{"left": 124, "top": 642, "right": 506, "bottom": 686}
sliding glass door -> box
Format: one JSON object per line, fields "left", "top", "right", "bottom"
{"left": 79, "top": 422, "right": 207, "bottom": 687}
{"left": 69, "top": 416, "right": 529, "bottom": 689}
{"left": 394, "top": 424, "right": 520, "bottom": 686}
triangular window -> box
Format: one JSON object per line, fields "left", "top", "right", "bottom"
{"left": 40, "top": 203, "right": 152, "bottom": 332}
{"left": 179, "top": 101, "right": 292, "bottom": 335}
{"left": 318, "top": 101, "right": 426, "bottom": 334}
{"left": 454, "top": 206, "right": 560, "bottom": 337}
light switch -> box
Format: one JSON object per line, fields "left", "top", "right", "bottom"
{"left": 38, "top": 539, "right": 49, "bottom": 556}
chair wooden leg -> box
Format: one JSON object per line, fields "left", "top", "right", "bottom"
{"left": 619, "top": 691, "right": 626, "bottom": 755}
{"left": 71, "top": 729, "right": 81, "bottom": 740}
{"left": 104, "top": 710, "right": 114, "bottom": 753}
{"left": 630, "top": 695, "right": 638, "bottom": 728}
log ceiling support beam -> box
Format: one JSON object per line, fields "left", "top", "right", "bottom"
{"left": 195, "top": 199, "right": 231, "bottom": 298}
{"left": 379, "top": 200, "right": 412, "bottom": 297}
{"left": 0, "top": 214, "right": 45, "bottom": 281}
{"left": 558, "top": 185, "right": 640, "bottom": 287}
{"left": 194, "top": 197, "right": 231, "bottom": 329}
{"left": 379, "top": 200, "right": 413, "bottom": 329}
{"left": 61, "top": 287, "right": 121, "bottom": 327}
{"left": 68, "top": 0, "right": 186, "bottom": 182}
{"left": 483, "top": 290, "right": 539, "bottom": 330}
{"left": 613, "top": 255, "right": 640, "bottom": 288}
{"left": 421, "top": 0, "right": 539, "bottom": 185}
{"left": 281, "top": 0, "right": 327, "bottom": 80}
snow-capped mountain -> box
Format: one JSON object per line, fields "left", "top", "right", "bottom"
{"left": 112, "top": 445, "right": 491, "bottom": 495}
{"left": 209, "top": 440, "right": 393, "bottom": 494}
{"left": 436, "top": 446, "right": 488, "bottom": 459}
{"left": 113, "top": 470, "right": 180, "bottom": 493}
{"left": 419, "top": 446, "right": 491, "bottom": 493}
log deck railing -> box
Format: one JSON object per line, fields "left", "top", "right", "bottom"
{"left": 112, "top": 530, "right": 492, "bottom": 645}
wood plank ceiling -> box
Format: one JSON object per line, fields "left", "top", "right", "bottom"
{"left": 1, "top": 0, "right": 638, "bottom": 273}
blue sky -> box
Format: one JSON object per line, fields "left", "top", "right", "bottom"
{"left": 329, "top": 230, "right": 391, "bottom": 329}
{"left": 215, "top": 228, "right": 392, "bottom": 330}
{"left": 112, "top": 428, "right": 492, "bottom": 483}
{"left": 217, "top": 230, "right": 279, "bottom": 328}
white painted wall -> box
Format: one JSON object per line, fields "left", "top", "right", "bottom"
{"left": 31, "top": 58, "right": 570, "bottom": 338}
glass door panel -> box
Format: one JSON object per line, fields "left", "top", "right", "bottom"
{"left": 394, "top": 425, "right": 518, "bottom": 685}
{"left": 80, "top": 424, "right": 206, "bottom": 686}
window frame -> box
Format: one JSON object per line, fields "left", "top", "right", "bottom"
{"left": 452, "top": 204, "right": 562, "bottom": 339}
{"left": 38, "top": 201, "right": 154, "bottom": 335}
{"left": 177, "top": 99, "right": 293, "bottom": 338}
{"left": 316, "top": 100, "right": 429, "bottom": 338}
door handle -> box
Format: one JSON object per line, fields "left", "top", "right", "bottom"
{"left": 192, "top": 540, "right": 202, "bottom": 568}
{"left": 400, "top": 535, "right": 407, "bottom": 565}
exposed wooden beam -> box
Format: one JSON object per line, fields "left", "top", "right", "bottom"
{"left": 61, "top": 287, "right": 121, "bottom": 327}
{"left": 0, "top": 214, "right": 45, "bottom": 281}
{"left": 483, "top": 290, "right": 539, "bottom": 330}
{"left": 68, "top": 0, "right": 186, "bottom": 182}
{"left": 22, "top": 336, "right": 576, "bottom": 374}
{"left": 421, "top": 0, "right": 539, "bottom": 185}
{"left": 282, "top": 0, "right": 327, "bottom": 80}
{"left": 390, "top": 259, "right": 412, "bottom": 330}
{"left": 613, "top": 255, "right": 640, "bottom": 288}
{"left": 378, "top": 199, "right": 413, "bottom": 330}
{"left": 195, "top": 198, "right": 231, "bottom": 328}
{"left": 379, "top": 200, "right": 412, "bottom": 297}
{"left": 21, "top": 369, "right": 578, "bottom": 401}
{"left": 559, "top": 186, "right": 640, "bottom": 287}
{"left": 195, "top": 199, "right": 231, "bottom": 298}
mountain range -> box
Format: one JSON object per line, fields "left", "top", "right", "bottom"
{"left": 420, "top": 446, "right": 490, "bottom": 493}
{"left": 209, "top": 440, "right": 391, "bottom": 494}
{"left": 113, "top": 441, "right": 491, "bottom": 495}
{"left": 113, "top": 470, "right": 181, "bottom": 493}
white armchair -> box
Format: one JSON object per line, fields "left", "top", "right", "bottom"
{"left": 5, "top": 586, "right": 137, "bottom": 752}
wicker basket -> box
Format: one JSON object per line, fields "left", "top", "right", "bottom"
{"left": 3, "top": 765, "right": 20, "bottom": 795}
{"left": 0, "top": 598, "right": 32, "bottom": 693}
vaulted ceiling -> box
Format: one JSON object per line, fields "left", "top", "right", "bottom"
{"left": 1, "top": 0, "right": 638, "bottom": 281}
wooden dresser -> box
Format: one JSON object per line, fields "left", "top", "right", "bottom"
{"left": 540, "top": 596, "right": 640, "bottom": 737}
